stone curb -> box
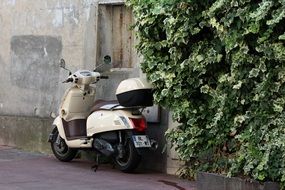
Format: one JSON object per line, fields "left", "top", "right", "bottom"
{"left": 197, "top": 172, "right": 280, "bottom": 190}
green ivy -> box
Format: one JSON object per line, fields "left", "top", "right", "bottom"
{"left": 127, "top": 0, "right": 285, "bottom": 188}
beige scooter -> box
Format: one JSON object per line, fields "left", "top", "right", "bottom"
{"left": 48, "top": 57, "right": 157, "bottom": 172}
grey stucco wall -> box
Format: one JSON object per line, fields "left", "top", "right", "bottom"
{"left": 10, "top": 35, "right": 62, "bottom": 116}
{"left": 0, "top": 0, "right": 100, "bottom": 117}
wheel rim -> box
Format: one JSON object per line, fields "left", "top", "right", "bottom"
{"left": 116, "top": 142, "right": 132, "bottom": 167}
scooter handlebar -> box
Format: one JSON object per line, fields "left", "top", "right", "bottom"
{"left": 62, "top": 78, "right": 74, "bottom": 83}
{"left": 100, "top": 76, "right": 109, "bottom": 79}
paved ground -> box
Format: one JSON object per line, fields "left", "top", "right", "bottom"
{"left": 0, "top": 145, "right": 196, "bottom": 190}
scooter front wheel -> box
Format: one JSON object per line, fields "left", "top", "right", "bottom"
{"left": 114, "top": 140, "right": 141, "bottom": 172}
{"left": 50, "top": 128, "right": 78, "bottom": 162}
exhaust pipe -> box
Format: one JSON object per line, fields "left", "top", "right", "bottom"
{"left": 93, "top": 139, "right": 115, "bottom": 157}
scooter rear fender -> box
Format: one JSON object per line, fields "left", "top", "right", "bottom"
{"left": 87, "top": 109, "right": 141, "bottom": 136}
{"left": 124, "top": 130, "right": 158, "bottom": 155}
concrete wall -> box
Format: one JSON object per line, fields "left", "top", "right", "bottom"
{"left": 0, "top": 0, "right": 100, "bottom": 117}
{"left": 0, "top": 115, "right": 52, "bottom": 153}
{"left": 0, "top": 0, "right": 179, "bottom": 174}
{"left": 166, "top": 113, "right": 185, "bottom": 175}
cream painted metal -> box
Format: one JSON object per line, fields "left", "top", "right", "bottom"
{"left": 53, "top": 116, "right": 94, "bottom": 148}
{"left": 60, "top": 87, "right": 95, "bottom": 121}
{"left": 59, "top": 70, "right": 98, "bottom": 123}
{"left": 115, "top": 77, "right": 152, "bottom": 94}
{"left": 87, "top": 110, "right": 141, "bottom": 136}
{"left": 52, "top": 69, "right": 149, "bottom": 148}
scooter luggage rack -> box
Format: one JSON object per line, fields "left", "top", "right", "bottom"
{"left": 100, "top": 104, "right": 145, "bottom": 111}
{"left": 112, "top": 105, "right": 145, "bottom": 110}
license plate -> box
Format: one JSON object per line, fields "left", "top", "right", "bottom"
{"left": 132, "top": 135, "right": 151, "bottom": 148}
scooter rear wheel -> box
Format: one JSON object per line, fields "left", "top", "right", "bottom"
{"left": 114, "top": 140, "right": 141, "bottom": 172}
{"left": 50, "top": 128, "right": 78, "bottom": 162}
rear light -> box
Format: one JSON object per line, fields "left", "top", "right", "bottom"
{"left": 129, "top": 117, "right": 147, "bottom": 132}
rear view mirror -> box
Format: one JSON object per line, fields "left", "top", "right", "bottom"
{"left": 59, "top": 58, "right": 71, "bottom": 75}
{"left": 103, "top": 55, "right": 112, "bottom": 65}
{"left": 94, "top": 55, "right": 112, "bottom": 72}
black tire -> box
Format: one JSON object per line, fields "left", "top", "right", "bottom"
{"left": 114, "top": 139, "right": 141, "bottom": 173}
{"left": 50, "top": 128, "right": 78, "bottom": 162}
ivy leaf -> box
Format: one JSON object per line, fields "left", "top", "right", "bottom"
{"left": 279, "top": 33, "right": 285, "bottom": 40}
{"left": 233, "top": 81, "right": 243, "bottom": 89}
{"left": 196, "top": 55, "right": 204, "bottom": 62}
{"left": 161, "top": 89, "right": 169, "bottom": 97}
{"left": 200, "top": 85, "right": 210, "bottom": 94}
{"left": 249, "top": 68, "right": 260, "bottom": 78}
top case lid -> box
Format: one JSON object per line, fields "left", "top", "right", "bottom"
{"left": 116, "top": 77, "right": 153, "bottom": 95}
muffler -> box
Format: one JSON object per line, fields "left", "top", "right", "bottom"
{"left": 93, "top": 139, "right": 115, "bottom": 157}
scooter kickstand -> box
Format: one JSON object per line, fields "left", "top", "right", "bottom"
{"left": 91, "top": 154, "right": 100, "bottom": 172}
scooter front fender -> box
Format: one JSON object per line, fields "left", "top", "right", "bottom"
{"left": 52, "top": 116, "right": 66, "bottom": 140}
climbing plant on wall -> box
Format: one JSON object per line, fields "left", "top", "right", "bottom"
{"left": 127, "top": 0, "right": 285, "bottom": 187}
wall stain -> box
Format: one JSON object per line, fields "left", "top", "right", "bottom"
{"left": 10, "top": 35, "right": 62, "bottom": 91}
{"left": 0, "top": 55, "right": 4, "bottom": 108}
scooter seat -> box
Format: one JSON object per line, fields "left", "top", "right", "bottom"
{"left": 90, "top": 99, "right": 119, "bottom": 113}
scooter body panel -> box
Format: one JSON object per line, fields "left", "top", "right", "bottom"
{"left": 65, "top": 139, "right": 92, "bottom": 148}
{"left": 86, "top": 109, "right": 141, "bottom": 136}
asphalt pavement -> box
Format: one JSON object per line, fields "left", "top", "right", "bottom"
{"left": 0, "top": 145, "right": 196, "bottom": 190}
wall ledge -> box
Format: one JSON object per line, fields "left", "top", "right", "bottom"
{"left": 197, "top": 172, "right": 280, "bottom": 190}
